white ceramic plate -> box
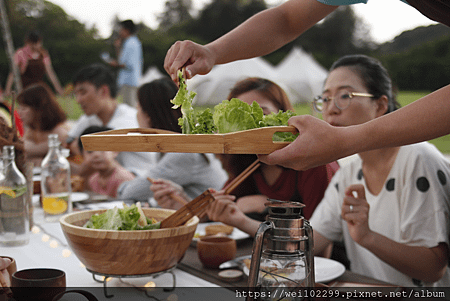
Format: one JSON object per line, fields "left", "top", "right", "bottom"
{"left": 193, "top": 222, "right": 250, "bottom": 242}
{"left": 314, "top": 256, "right": 346, "bottom": 283}
{"left": 243, "top": 256, "right": 346, "bottom": 284}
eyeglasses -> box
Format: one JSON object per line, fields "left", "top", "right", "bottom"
{"left": 313, "top": 91, "right": 374, "bottom": 112}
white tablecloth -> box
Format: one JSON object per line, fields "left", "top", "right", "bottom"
{"left": 1, "top": 208, "right": 239, "bottom": 300}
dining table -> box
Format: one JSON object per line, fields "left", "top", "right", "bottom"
{"left": 2, "top": 197, "right": 237, "bottom": 301}
{"left": 2, "top": 194, "right": 429, "bottom": 301}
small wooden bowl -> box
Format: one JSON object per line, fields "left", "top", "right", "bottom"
{"left": 197, "top": 236, "right": 236, "bottom": 269}
{"left": 60, "top": 208, "right": 198, "bottom": 276}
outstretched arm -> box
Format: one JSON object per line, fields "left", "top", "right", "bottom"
{"left": 259, "top": 85, "right": 450, "bottom": 170}
{"left": 44, "top": 62, "right": 64, "bottom": 95}
{"left": 164, "top": 0, "right": 337, "bottom": 81}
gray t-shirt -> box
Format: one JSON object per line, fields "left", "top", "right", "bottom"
{"left": 117, "top": 153, "right": 228, "bottom": 202}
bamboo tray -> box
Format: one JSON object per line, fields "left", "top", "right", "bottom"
{"left": 80, "top": 126, "right": 297, "bottom": 154}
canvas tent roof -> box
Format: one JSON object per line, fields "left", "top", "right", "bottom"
{"left": 187, "top": 57, "right": 279, "bottom": 106}
{"left": 139, "top": 66, "right": 166, "bottom": 86}
{"left": 273, "top": 47, "right": 328, "bottom": 104}
{"left": 187, "top": 47, "right": 327, "bottom": 106}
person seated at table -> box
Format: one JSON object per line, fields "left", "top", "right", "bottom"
{"left": 17, "top": 83, "right": 70, "bottom": 167}
{"left": 78, "top": 125, "right": 135, "bottom": 198}
{"left": 307, "top": 54, "right": 450, "bottom": 287}
{"left": 200, "top": 77, "right": 338, "bottom": 228}
{"left": 151, "top": 77, "right": 338, "bottom": 223}
{"left": 66, "top": 63, "right": 154, "bottom": 177}
{"left": 117, "top": 78, "right": 228, "bottom": 205}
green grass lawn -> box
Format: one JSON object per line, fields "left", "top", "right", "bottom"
{"left": 57, "top": 90, "right": 450, "bottom": 154}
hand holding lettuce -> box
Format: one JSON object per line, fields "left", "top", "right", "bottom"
{"left": 171, "top": 70, "right": 299, "bottom": 141}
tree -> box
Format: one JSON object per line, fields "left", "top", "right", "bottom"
{"left": 190, "top": 0, "right": 267, "bottom": 42}
{"left": 157, "top": 0, "right": 194, "bottom": 32}
{"left": 261, "top": 6, "right": 374, "bottom": 69}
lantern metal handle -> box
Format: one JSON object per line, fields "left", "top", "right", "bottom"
{"left": 247, "top": 220, "right": 273, "bottom": 293}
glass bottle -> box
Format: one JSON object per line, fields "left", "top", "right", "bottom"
{"left": 41, "top": 134, "right": 72, "bottom": 222}
{"left": 0, "top": 145, "right": 29, "bottom": 246}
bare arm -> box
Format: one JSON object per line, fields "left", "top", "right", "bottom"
{"left": 235, "top": 195, "right": 268, "bottom": 214}
{"left": 164, "top": 0, "right": 337, "bottom": 80}
{"left": 150, "top": 178, "right": 190, "bottom": 210}
{"left": 259, "top": 85, "right": 450, "bottom": 171}
{"left": 313, "top": 230, "right": 333, "bottom": 257}
{"left": 24, "top": 139, "right": 50, "bottom": 159}
{"left": 44, "top": 62, "right": 64, "bottom": 95}
{"left": 206, "top": 191, "right": 261, "bottom": 237}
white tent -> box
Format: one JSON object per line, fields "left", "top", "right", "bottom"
{"left": 274, "top": 47, "right": 328, "bottom": 104}
{"left": 187, "top": 57, "right": 279, "bottom": 106}
{"left": 139, "top": 66, "right": 166, "bottom": 86}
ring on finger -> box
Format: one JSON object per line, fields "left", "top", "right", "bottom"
{"left": 349, "top": 205, "right": 354, "bottom": 212}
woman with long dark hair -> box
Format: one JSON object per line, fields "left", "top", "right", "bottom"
{"left": 17, "top": 83, "right": 69, "bottom": 166}
{"left": 117, "top": 77, "right": 228, "bottom": 206}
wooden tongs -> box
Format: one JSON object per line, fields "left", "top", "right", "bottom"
{"left": 159, "top": 159, "right": 261, "bottom": 228}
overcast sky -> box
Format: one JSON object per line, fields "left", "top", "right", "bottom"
{"left": 48, "top": 0, "right": 437, "bottom": 43}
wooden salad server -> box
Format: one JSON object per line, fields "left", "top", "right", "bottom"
{"left": 80, "top": 126, "right": 298, "bottom": 154}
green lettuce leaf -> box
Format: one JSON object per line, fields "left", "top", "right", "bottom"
{"left": 213, "top": 98, "right": 264, "bottom": 133}
{"left": 171, "top": 70, "right": 215, "bottom": 134}
{"left": 191, "top": 108, "right": 216, "bottom": 134}
{"left": 84, "top": 204, "right": 161, "bottom": 230}
{"left": 171, "top": 70, "right": 198, "bottom": 134}
{"left": 261, "top": 110, "right": 299, "bottom": 141}
{"left": 170, "top": 71, "right": 297, "bottom": 141}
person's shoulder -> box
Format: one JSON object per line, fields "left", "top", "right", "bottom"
{"left": 117, "top": 103, "right": 137, "bottom": 114}
{"left": 40, "top": 49, "right": 49, "bottom": 57}
{"left": 113, "top": 165, "right": 136, "bottom": 180}
{"left": 402, "top": 142, "right": 446, "bottom": 161}
{"left": 160, "top": 153, "right": 203, "bottom": 164}
{"left": 75, "top": 114, "right": 98, "bottom": 124}
{"left": 127, "top": 36, "right": 142, "bottom": 48}
{"left": 398, "top": 142, "right": 450, "bottom": 173}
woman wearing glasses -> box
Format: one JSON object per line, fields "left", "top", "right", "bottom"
{"left": 309, "top": 54, "right": 450, "bottom": 287}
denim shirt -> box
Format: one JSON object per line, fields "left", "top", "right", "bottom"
{"left": 117, "top": 35, "right": 143, "bottom": 87}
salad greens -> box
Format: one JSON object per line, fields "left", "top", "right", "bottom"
{"left": 171, "top": 70, "right": 216, "bottom": 134}
{"left": 170, "top": 70, "right": 299, "bottom": 141}
{"left": 84, "top": 203, "right": 161, "bottom": 230}
{"left": 213, "top": 98, "right": 263, "bottom": 133}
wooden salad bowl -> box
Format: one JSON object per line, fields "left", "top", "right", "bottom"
{"left": 60, "top": 208, "right": 199, "bottom": 276}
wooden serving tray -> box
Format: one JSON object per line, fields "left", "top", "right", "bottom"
{"left": 80, "top": 126, "right": 297, "bottom": 154}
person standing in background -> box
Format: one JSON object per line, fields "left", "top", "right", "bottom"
{"left": 5, "top": 31, "right": 64, "bottom": 96}
{"left": 108, "top": 20, "right": 143, "bottom": 107}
